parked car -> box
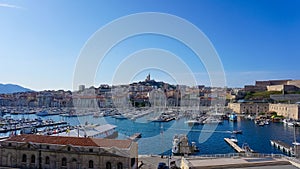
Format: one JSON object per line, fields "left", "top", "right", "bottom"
{"left": 158, "top": 162, "right": 169, "bottom": 169}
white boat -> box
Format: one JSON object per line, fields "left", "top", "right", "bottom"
{"left": 258, "top": 121, "right": 265, "bottom": 126}
{"left": 230, "top": 134, "right": 238, "bottom": 143}
{"left": 232, "top": 130, "right": 243, "bottom": 134}
{"left": 185, "top": 119, "right": 199, "bottom": 124}
{"left": 185, "top": 119, "right": 204, "bottom": 125}
{"left": 202, "top": 117, "right": 222, "bottom": 124}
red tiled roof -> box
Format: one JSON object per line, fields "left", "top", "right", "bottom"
{"left": 5, "top": 134, "right": 132, "bottom": 149}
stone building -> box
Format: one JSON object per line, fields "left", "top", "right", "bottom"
{"left": 228, "top": 102, "right": 269, "bottom": 115}
{"left": 256, "top": 79, "right": 290, "bottom": 87}
{"left": 287, "top": 80, "right": 300, "bottom": 88}
{"left": 244, "top": 85, "right": 266, "bottom": 92}
{"left": 267, "top": 85, "right": 299, "bottom": 92}
{"left": 269, "top": 103, "right": 300, "bottom": 120}
{"left": 0, "top": 134, "right": 138, "bottom": 169}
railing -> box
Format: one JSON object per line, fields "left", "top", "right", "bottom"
{"left": 186, "top": 153, "right": 287, "bottom": 159}
{"left": 185, "top": 153, "right": 300, "bottom": 167}
{"left": 284, "top": 156, "right": 300, "bottom": 166}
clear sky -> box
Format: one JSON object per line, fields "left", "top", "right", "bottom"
{"left": 1, "top": 0, "right": 300, "bottom": 91}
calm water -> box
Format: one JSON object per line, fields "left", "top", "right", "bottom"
{"left": 2, "top": 113, "right": 300, "bottom": 155}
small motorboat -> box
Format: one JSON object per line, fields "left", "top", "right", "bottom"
{"left": 242, "top": 143, "right": 255, "bottom": 153}
{"left": 230, "top": 134, "right": 238, "bottom": 143}
{"left": 232, "top": 130, "right": 242, "bottom": 134}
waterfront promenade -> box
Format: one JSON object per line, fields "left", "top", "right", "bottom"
{"left": 139, "top": 153, "right": 300, "bottom": 169}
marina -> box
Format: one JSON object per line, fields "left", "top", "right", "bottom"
{"left": 0, "top": 109, "right": 300, "bottom": 156}
{"left": 0, "top": 117, "right": 67, "bottom": 133}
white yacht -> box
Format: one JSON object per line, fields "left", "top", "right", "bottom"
{"left": 230, "top": 134, "right": 238, "bottom": 143}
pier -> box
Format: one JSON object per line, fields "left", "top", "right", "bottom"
{"left": 224, "top": 138, "right": 245, "bottom": 153}
{"left": 270, "top": 140, "right": 294, "bottom": 156}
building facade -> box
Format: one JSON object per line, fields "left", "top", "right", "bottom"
{"left": 228, "top": 102, "right": 269, "bottom": 115}
{"left": 0, "top": 134, "right": 138, "bottom": 169}
{"left": 269, "top": 103, "right": 300, "bottom": 120}
{"left": 267, "top": 85, "right": 299, "bottom": 92}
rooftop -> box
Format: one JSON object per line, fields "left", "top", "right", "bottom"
{"left": 4, "top": 134, "right": 132, "bottom": 149}
{"left": 183, "top": 156, "right": 298, "bottom": 169}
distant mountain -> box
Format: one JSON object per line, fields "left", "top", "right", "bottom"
{"left": 0, "top": 84, "right": 33, "bottom": 94}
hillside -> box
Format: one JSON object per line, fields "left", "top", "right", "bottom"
{"left": 0, "top": 84, "right": 33, "bottom": 94}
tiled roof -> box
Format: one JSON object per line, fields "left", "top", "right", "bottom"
{"left": 5, "top": 134, "right": 132, "bottom": 149}
{"left": 92, "top": 138, "right": 132, "bottom": 149}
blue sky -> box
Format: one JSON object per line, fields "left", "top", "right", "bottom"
{"left": 0, "top": 0, "right": 300, "bottom": 91}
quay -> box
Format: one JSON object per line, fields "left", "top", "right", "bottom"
{"left": 181, "top": 153, "right": 299, "bottom": 169}
{"left": 224, "top": 138, "right": 245, "bottom": 153}
{"left": 271, "top": 140, "right": 294, "bottom": 156}
{"left": 138, "top": 153, "right": 300, "bottom": 169}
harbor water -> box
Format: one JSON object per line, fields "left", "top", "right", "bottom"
{"left": 1, "top": 113, "right": 300, "bottom": 155}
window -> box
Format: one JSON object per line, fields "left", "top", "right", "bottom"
{"left": 106, "top": 162, "right": 111, "bottom": 169}
{"left": 45, "top": 156, "right": 50, "bottom": 164}
{"left": 22, "top": 154, "right": 26, "bottom": 163}
{"left": 62, "top": 157, "right": 67, "bottom": 166}
{"left": 46, "top": 145, "right": 50, "bottom": 149}
{"left": 31, "top": 155, "right": 35, "bottom": 164}
{"left": 89, "top": 148, "right": 93, "bottom": 152}
{"left": 8, "top": 143, "right": 11, "bottom": 146}
{"left": 67, "top": 147, "right": 71, "bottom": 151}
{"left": 117, "top": 162, "right": 123, "bottom": 169}
{"left": 28, "top": 144, "right": 30, "bottom": 148}
{"left": 89, "top": 160, "right": 94, "bottom": 168}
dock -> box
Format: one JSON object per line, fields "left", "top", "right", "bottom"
{"left": 270, "top": 140, "right": 294, "bottom": 156}
{"left": 224, "top": 138, "right": 245, "bottom": 153}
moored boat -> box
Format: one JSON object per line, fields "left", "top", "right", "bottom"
{"left": 229, "top": 113, "right": 237, "bottom": 121}
{"left": 230, "top": 134, "right": 238, "bottom": 143}
{"left": 232, "top": 130, "right": 242, "bottom": 134}
{"left": 36, "top": 110, "right": 49, "bottom": 116}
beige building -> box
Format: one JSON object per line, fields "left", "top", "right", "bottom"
{"left": 287, "top": 80, "right": 300, "bottom": 88}
{"left": 228, "top": 102, "right": 269, "bottom": 114}
{"left": 269, "top": 103, "right": 300, "bottom": 120}
{"left": 0, "top": 134, "right": 138, "bottom": 169}
{"left": 267, "top": 85, "right": 299, "bottom": 92}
